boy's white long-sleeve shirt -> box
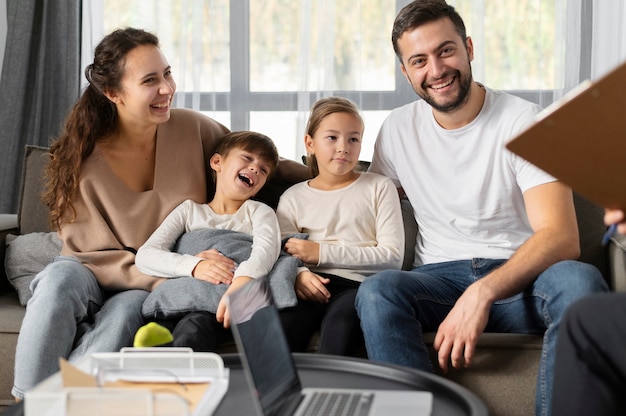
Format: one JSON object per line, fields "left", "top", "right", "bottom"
{"left": 276, "top": 172, "right": 404, "bottom": 282}
{"left": 136, "top": 199, "right": 280, "bottom": 279}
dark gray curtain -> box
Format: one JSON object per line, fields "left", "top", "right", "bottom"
{"left": 0, "top": 0, "right": 80, "bottom": 213}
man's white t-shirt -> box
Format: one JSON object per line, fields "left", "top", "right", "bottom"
{"left": 370, "top": 87, "right": 556, "bottom": 266}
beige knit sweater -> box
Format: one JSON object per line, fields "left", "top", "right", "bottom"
{"left": 59, "top": 109, "right": 230, "bottom": 291}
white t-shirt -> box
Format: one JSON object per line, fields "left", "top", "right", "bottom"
{"left": 276, "top": 172, "right": 404, "bottom": 282}
{"left": 370, "top": 87, "right": 556, "bottom": 266}
{"left": 136, "top": 199, "right": 280, "bottom": 279}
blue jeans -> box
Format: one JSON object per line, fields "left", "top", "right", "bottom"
{"left": 12, "top": 256, "right": 148, "bottom": 399}
{"left": 355, "top": 259, "right": 608, "bottom": 416}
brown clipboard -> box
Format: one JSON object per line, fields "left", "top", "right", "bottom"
{"left": 506, "top": 60, "right": 626, "bottom": 210}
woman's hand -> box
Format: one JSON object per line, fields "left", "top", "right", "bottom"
{"left": 295, "top": 271, "right": 330, "bottom": 303}
{"left": 192, "top": 249, "right": 236, "bottom": 284}
{"left": 283, "top": 238, "right": 320, "bottom": 265}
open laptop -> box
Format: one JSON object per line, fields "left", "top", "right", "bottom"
{"left": 225, "top": 277, "right": 433, "bottom": 416}
{"left": 506, "top": 60, "right": 626, "bottom": 210}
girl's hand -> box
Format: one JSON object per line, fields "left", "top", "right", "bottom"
{"left": 295, "top": 271, "right": 330, "bottom": 303}
{"left": 284, "top": 238, "right": 320, "bottom": 265}
{"left": 192, "top": 249, "right": 236, "bottom": 284}
{"left": 216, "top": 276, "right": 252, "bottom": 328}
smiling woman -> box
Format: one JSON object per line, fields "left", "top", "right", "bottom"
{"left": 11, "top": 27, "right": 231, "bottom": 400}
{"left": 97, "top": 43, "right": 176, "bottom": 193}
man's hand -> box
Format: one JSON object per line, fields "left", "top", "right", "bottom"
{"left": 433, "top": 283, "right": 492, "bottom": 373}
{"left": 295, "top": 271, "right": 331, "bottom": 302}
{"left": 192, "top": 249, "right": 236, "bottom": 284}
{"left": 216, "top": 276, "right": 253, "bottom": 328}
{"left": 283, "top": 238, "right": 320, "bottom": 265}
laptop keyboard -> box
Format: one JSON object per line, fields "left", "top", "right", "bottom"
{"left": 301, "top": 391, "right": 374, "bottom": 416}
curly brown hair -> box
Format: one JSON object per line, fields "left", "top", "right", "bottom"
{"left": 42, "top": 28, "right": 159, "bottom": 230}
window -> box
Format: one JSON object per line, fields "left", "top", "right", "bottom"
{"left": 85, "top": 0, "right": 572, "bottom": 161}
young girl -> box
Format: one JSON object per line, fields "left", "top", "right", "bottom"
{"left": 276, "top": 96, "right": 405, "bottom": 355}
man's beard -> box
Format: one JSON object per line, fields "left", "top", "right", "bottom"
{"left": 416, "top": 67, "right": 473, "bottom": 113}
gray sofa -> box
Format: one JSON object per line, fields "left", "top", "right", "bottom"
{"left": 2, "top": 145, "right": 625, "bottom": 415}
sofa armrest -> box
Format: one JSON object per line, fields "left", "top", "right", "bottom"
{"left": 0, "top": 214, "right": 18, "bottom": 294}
{"left": 609, "top": 233, "right": 626, "bottom": 291}
{"left": 401, "top": 198, "right": 417, "bottom": 271}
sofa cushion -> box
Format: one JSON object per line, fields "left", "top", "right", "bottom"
{"left": 0, "top": 215, "right": 19, "bottom": 295}
{"left": 400, "top": 198, "right": 417, "bottom": 270}
{"left": 18, "top": 145, "right": 52, "bottom": 235}
{"left": 4, "top": 232, "right": 61, "bottom": 305}
{"left": 142, "top": 229, "right": 298, "bottom": 319}
{"left": 0, "top": 292, "right": 26, "bottom": 333}
{"left": 573, "top": 192, "right": 609, "bottom": 281}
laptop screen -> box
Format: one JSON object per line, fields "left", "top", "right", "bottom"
{"left": 227, "top": 278, "right": 303, "bottom": 416}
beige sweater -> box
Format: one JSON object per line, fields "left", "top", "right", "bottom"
{"left": 276, "top": 172, "right": 404, "bottom": 282}
{"left": 59, "top": 109, "right": 230, "bottom": 291}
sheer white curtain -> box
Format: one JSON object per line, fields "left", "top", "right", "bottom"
{"left": 553, "top": 0, "right": 626, "bottom": 98}
{"left": 590, "top": 0, "right": 626, "bottom": 79}
{"left": 558, "top": 0, "right": 584, "bottom": 103}
{"left": 81, "top": 0, "right": 626, "bottom": 161}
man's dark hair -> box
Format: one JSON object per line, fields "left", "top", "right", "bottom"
{"left": 392, "top": 0, "right": 467, "bottom": 62}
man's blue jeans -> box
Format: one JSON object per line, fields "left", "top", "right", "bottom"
{"left": 12, "top": 256, "right": 148, "bottom": 399}
{"left": 355, "top": 259, "right": 608, "bottom": 416}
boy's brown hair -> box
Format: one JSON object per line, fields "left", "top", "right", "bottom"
{"left": 213, "top": 131, "right": 280, "bottom": 176}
